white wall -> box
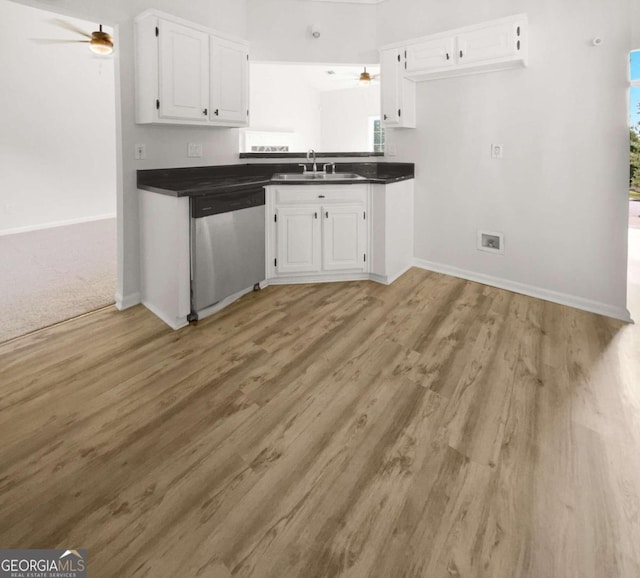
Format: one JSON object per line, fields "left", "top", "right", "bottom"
{"left": 321, "top": 86, "right": 379, "bottom": 151}
{"left": 378, "top": 0, "right": 633, "bottom": 319}
{"left": 247, "top": 0, "right": 377, "bottom": 64}
{"left": 0, "top": 1, "right": 116, "bottom": 234}
{"left": 6, "top": 0, "right": 248, "bottom": 306}
{"left": 246, "top": 63, "right": 323, "bottom": 151}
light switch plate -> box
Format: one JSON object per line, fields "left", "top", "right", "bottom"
{"left": 188, "top": 143, "right": 203, "bottom": 158}
{"left": 135, "top": 144, "right": 146, "bottom": 160}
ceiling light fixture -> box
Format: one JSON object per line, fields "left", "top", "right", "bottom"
{"left": 89, "top": 25, "right": 113, "bottom": 55}
{"left": 359, "top": 67, "right": 372, "bottom": 85}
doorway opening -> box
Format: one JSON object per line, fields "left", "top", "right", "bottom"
{"left": 0, "top": 1, "right": 118, "bottom": 342}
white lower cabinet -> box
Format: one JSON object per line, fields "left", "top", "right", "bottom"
{"left": 275, "top": 206, "right": 322, "bottom": 274}
{"left": 266, "top": 185, "right": 369, "bottom": 283}
{"left": 322, "top": 205, "right": 367, "bottom": 272}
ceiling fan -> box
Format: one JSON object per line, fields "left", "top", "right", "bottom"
{"left": 357, "top": 66, "right": 380, "bottom": 85}
{"left": 326, "top": 66, "right": 381, "bottom": 86}
{"left": 33, "top": 18, "right": 114, "bottom": 55}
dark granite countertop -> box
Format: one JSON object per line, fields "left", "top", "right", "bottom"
{"left": 137, "top": 162, "right": 414, "bottom": 198}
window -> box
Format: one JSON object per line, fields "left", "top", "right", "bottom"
{"left": 370, "top": 117, "right": 385, "bottom": 153}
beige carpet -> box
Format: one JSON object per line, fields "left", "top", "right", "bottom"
{"left": 0, "top": 218, "right": 116, "bottom": 343}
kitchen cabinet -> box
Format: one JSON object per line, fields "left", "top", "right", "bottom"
{"left": 275, "top": 206, "right": 322, "bottom": 274}
{"left": 158, "top": 19, "right": 209, "bottom": 121}
{"left": 405, "top": 36, "right": 455, "bottom": 74}
{"left": 266, "top": 185, "right": 370, "bottom": 283}
{"left": 210, "top": 36, "right": 249, "bottom": 124}
{"left": 380, "top": 48, "right": 416, "bottom": 129}
{"left": 322, "top": 205, "right": 367, "bottom": 272}
{"left": 382, "top": 14, "right": 527, "bottom": 83}
{"left": 135, "top": 10, "right": 249, "bottom": 127}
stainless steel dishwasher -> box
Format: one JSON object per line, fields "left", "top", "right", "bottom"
{"left": 190, "top": 186, "right": 265, "bottom": 320}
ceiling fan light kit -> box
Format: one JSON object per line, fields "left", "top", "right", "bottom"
{"left": 89, "top": 26, "right": 114, "bottom": 54}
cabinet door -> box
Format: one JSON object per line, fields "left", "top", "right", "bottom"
{"left": 380, "top": 48, "right": 401, "bottom": 126}
{"left": 322, "top": 205, "right": 367, "bottom": 272}
{"left": 158, "top": 19, "right": 209, "bottom": 121}
{"left": 406, "top": 36, "right": 455, "bottom": 73}
{"left": 210, "top": 37, "right": 249, "bottom": 125}
{"left": 276, "top": 206, "right": 321, "bottom": 274}
{"left": 456, "top": 21, "right": 520, "bottom": 65}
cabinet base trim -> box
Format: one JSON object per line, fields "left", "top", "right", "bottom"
{"left": 267, "top": 272, "right": 370, "bottom": 286}
{"left": 413, "top": 258, "right": 632, "bottom": 323}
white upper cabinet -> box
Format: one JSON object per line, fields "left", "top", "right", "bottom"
{"left": 158, "top": 20, "right": 209, "bottom": 121}
{"left": 405, "top": 36, "right": 455, "bottom": 74}
{"left": 135, "top": 10, "right": 249, "bottom": 127}
{"left": 456, "top": 19, "right": 523, "bottom": 66}
{"left": 210, "top": 37, "right": 249, "bottom": 125}
{"left": 382, "top": 14, "right": 527, "bottom": 84}
{"left": 380, "top": 47, "right": 416, "bottom": 129}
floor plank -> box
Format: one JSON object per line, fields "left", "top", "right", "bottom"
{"left": 1, "top": 268, "right": 639, "bottom": 577}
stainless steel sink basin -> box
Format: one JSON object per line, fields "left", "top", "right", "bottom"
{"left": 272, "top": 172, "right": 366, "bottom": 181}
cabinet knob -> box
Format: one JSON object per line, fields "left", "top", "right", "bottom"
{"left": 383, "top": 114, "right": 387, "bottom": 120}
{"left": 214, "top": 109, "right": 220, "bottom": 116}
{"left": 203, "top": 108, "right": 208, "bottom": 116}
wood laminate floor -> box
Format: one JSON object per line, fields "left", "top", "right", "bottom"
{"left": 1, "top": 268, "right": 640, "bottom": 577}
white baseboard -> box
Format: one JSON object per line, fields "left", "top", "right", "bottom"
{"left": 115, "top": 292, "right": 141, "bottom": 311}
{"left": 413, "top": 258, "right": 633, "bottom": 323}
{"left": 142, "top": 300, "right": 189, "bottom": 331}
{"left": 0, "top": 213, "right": 116, "bottom": 237}
{"left": 369, "top": 264, "right": 414, "bottom": 286}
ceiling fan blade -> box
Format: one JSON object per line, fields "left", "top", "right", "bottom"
{"left": 49, "top": 18, "right": 92, "bottom": 39}
{"left": 31, "top": 39, "right": 91, "bottom": 44}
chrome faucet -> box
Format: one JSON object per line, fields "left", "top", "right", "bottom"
{"left": 307, "top": 149, "right": 317, "bottom": 173}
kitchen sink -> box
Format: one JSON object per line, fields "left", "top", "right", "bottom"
{"left": 271, "top": 172, "right": 367, "bottom": 181}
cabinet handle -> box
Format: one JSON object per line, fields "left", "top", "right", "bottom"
{"left": 203, "top": 108, "right": 208, "bottom": 116}
{"left": 325, "top": 211, "right": 329, "bottom": 219}
{"left": 214, "top": 109, "right": 219, "bottom": 116}
{"left": 383, "top": 114, "right": 388, "bottom": 120}
{"left": 459, "top": 50, "right": 463, "bottom": 58}
{"left": 314, "top": 212, "right": 318, "bottom": 219}
{"left": 517, "top": 40, "right": 521, "bottom": 51}
{"left": 446, "top": 52, "right": 450, "bottom": 60}
{"left": 318, "top": 195, "right": 325, "bottom": 198}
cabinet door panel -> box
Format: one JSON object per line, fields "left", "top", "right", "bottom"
{"left": 276, "top": 207, "right": 321, "bottom": 274}
{"left": 210, "top": 37, "right": 249, "bottom": 124}
{"left": 457, "top": 22, "right": 519, "bottom": 65}
{"left": 323, "top": 205, "right": 366, "bottom": 272}
{"left": 380, "top": 48, "right": 401, "bottom": 126}
{"left": 406, "top": 36, "right": 455, "bottom": 73}
{"left": 158, "top": 20, "right": 209, "bottom": 120}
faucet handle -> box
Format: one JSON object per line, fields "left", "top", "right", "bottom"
{"left": 323, "top": 162, "right": 336, "bottom": 174}
{"left": 298, "top": 163, "right": 307, "bottom": 174}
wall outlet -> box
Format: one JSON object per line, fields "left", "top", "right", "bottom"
{"left": 491, "top": 144, "right": 503, "bottom": 159}
{"left": 134, "top": 144, "right": 146, "bottom": 160}
{"left": 386, "top": 143, "right": 397, "bottom": 157}
{"left": 477, "top": 230, "right": 504, "bottom": 254}
{"left": 188, "top": 143, "right": 203, "bottom": 158}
